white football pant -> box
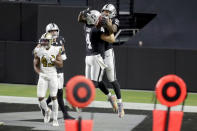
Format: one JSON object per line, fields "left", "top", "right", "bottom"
{"left": 37, "top": 73, "right": 58, "bottom": 97}
{"left": 104, "top": 48, "right": 117, "bottom": 82}
{"left": 85, "top": 54, "right": 106, "bottom": 82}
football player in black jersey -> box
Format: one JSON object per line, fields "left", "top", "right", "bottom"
{"left": 78, "top": 5, "right": 124, "bottom": 118}
{"left": 101, "top": 4, "right": 124, "bottom": 118}
{"left": 40, "top": 23, "right": 75, "bottom": 120}
{"left": 78, "top": 10, "right": 117, "bottom": 111}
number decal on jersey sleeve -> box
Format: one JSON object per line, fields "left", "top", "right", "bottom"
{"left": 114, "top": 19, "right": 120, "bottom": 27}
{"left": 41, "top": 55, "right": 55, "bottom": 67}
{"left": 86, "top": 33, "right": 92, "bottom": 49}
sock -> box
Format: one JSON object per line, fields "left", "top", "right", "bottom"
{"left": 46, "top": 95, "right": 52, "bottom": 105}
{"left": 107, "top": 92, "right": 112, "bottom": 98}
{"left": 98, "top": 81, "right": 109, "bottom": 95}
{"left": 117, "top": 99, "right": 122, "bottom": 103}
{"left": 57, "top": 89, "right": 67, "bottom": 115}
{"left": 111, "top": 80, "right": 121, "bottom": 99}
{"left": 52, "top": 99, "right": 58, "bottom": 121}
{"left": 39, "top": 99, "right": 48, "bottom": 112}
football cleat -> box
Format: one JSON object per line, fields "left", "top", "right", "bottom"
{"left": 64, "top": 114, "right": 75, "bottom": 120}
{"left": 118, "top": 102, "right": 125, "bottom": 118}
{"left": 52, "top": 120, "right": 59, "bottom": 126}
{"left": 44, "top": 109, "right": 51, "bottom": 123}
{"left": 108, "top": 95, "right": 118, "bottom": 112}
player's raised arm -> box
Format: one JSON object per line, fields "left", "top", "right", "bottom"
{"left": 78, "top": 8, "right": 89, "bottom": 23}
{"left": 53, "top": 51, "right": 63, "bottom": 68}
{"left": 33, "top": 54, "right": 40, "bottom": 75}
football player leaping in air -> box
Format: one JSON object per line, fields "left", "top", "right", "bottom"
{"left": 33, "top": 33, "right": 62, "bottom": 126}
{"left": 78, "top": 4, "right": 124, "bottom": 118}
{"left": 101, "top": 4, "right": 124, "bottom": 118}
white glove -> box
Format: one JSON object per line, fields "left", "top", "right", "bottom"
{"left": 61, "top": 54, "right": 67, "bottom": 60}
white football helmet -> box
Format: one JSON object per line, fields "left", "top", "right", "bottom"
{"left": 40, "top": 33, "right": 53, "bottom": 49}
{"left": 45, "top": 23, "right": 59, "bottom": 39}
{"left": 101, "top": 4, "right": 117, "bottom": 18}
{"left": 86, "top": 10, "right": 101, "bottom": 25}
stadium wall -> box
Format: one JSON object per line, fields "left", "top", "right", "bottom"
{"left": 0, "top": 3, "right": 197, "bottom": 92}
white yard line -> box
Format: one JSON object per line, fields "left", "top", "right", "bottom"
{"left": 0, "top": 96, "right": 197, "bottom": 113}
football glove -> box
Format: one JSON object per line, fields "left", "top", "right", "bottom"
{"left": 80, "top": 8, "right": 90, "bottom": 19}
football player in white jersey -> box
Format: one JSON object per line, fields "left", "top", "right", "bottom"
{"left": 33, "top": 33, "right": 62, "bottom": 126}
{"left": 43, "top": 23, "right": 75, "bottom": 120}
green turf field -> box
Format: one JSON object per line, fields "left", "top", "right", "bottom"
{"left": 0, "top": 83, "right": 196, "bottom": 106}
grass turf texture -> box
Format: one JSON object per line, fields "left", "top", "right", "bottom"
{"left": 0, "top": 83, "right": 196, "bottom": 106}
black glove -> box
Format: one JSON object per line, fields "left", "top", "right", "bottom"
{"left": 100, "top": 16, "right": 109, "bottom": 28}
{"left": 80, "top": 8, "right": 90, "bottom": 18}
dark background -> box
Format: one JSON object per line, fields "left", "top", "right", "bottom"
{"left": 0, "top": 1, "right": 197, "bottom": 92}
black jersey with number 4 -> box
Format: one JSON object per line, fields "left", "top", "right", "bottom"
{"left": 84, "top": 25, "right": 105, "bottom": 57}
{"left": 104, "top": 18, "right": 120, "bottom": 51}
{"left": 52, "top": 36, "right": 65, "bottom": 73}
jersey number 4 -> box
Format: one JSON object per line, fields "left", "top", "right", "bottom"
{"left": 86, "top": 33, "right": 92, "bottom": 49}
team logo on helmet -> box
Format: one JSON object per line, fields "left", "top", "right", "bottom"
{"left": 46, "top": 23, "right": 59, "bottom": 39}
{"left": 101, "top": 4, "right": 117, "bottom": 18}
{"left": 86, "top": 10, "right": 101, "bottom": 25}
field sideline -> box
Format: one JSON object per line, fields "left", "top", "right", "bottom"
{"left": 0, "top": 83, "right": 197, "bottom": 106}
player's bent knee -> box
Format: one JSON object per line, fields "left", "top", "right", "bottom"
{"left": 51, "top": 96, "right": 57, "bottom": 100}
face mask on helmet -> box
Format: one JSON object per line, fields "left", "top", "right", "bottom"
{"left": 101, "top": 4, "right": 117, "bottom": 19}
{"left": 48, "top": 30, "right": 59, "bottom": 39}
{"left": 40, "top": 33, "right": 53, "bottom": 49}
{"left": 46, "top": 23, "right": 59, "bottom": 39}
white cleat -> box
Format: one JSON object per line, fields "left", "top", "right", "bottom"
{"left": 108, "top": 95, "right": 118, "bottom": 112}
{"left": 52, "top": 120, "right": 59, "bottom": 126}
{"left": 44, "top": 109, "right": 51, "bottom": 123}
{"left": 118, "top": 102, "right": 125, "bottom": 118}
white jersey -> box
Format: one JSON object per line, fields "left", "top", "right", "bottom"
{"left": 34, "top": 46, "right": 61, "bottom": 74}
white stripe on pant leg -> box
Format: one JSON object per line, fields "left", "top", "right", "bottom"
{"left": 85, "top": 56, "right": 92, "bottom": 79}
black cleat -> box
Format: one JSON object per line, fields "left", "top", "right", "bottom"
{"left": 64, "top": 114, "right": 75, "bottom": 120}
